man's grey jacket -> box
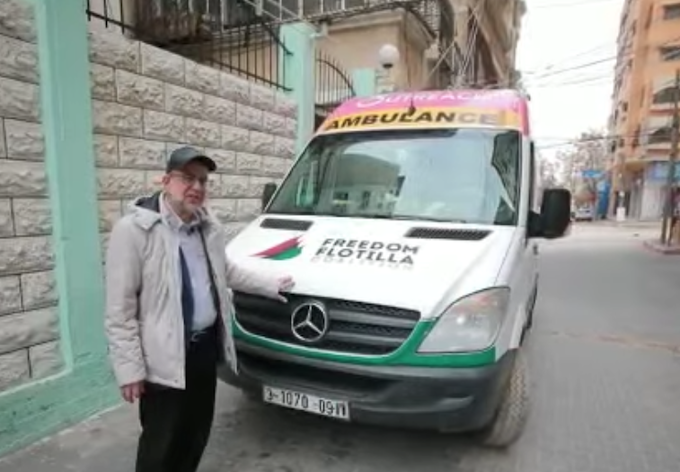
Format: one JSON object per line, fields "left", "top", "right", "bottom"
{"left": 104, "top": 193, "right": 281, "bottom": 390}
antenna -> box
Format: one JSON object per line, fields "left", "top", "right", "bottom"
{"left": 406, "top": 93, "right": 416, "bottom": 115}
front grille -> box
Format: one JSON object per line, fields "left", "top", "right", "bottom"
{"left": 405, "top": 227, "right": 491, "bottom": 241}
{"left": 233, "top": 292, "right": 420, "bottom": 356}
{"left": 238, "top": 350, "right": 391, "bottom": 397}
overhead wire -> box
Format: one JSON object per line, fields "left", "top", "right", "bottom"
{"left": 458, "top": 0, "right": 484, "bottom": 84}
{"left": 529, "top": 73, "right": 614, "bottom": 88}
{"left": 423, "top": 0, "right": 486, "bottom": 88}
{"left": 531, "top": 123, "right": 677, "bottom": 148}
{"left": 522, "top": 30, "right": 680, "bottom": 90}
{"left": 421, "top": 1, "right": 477, "bottom": 88}
{"left": 522, "top": 41, "right": 616, "bottom": 74}
{"left": 535, "top": 131, "right": 662, "bottom": 150}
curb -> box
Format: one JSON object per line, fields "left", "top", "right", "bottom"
{"left": 642, "top": 239, "right": 680, "bottom": 254}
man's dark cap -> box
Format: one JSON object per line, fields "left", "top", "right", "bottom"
{"left": 166, "top": 146, "right": 217, "bottom": 173}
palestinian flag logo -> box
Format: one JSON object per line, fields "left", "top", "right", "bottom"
{"left": 252, "top": 236, "right": 303, "bottom": 260}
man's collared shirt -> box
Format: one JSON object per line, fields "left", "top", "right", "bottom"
{"left": 160, "top": 196, "right": 217, "bottom": 332}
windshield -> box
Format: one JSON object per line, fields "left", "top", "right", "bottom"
{"left": 266, "top": 128, "right": 522, "bottom": 226}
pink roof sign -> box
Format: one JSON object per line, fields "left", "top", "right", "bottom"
{"left": 319, "top": 89, "right": 530, "bottom": 135}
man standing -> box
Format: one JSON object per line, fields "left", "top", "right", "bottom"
{"left": 104, "top": 146, "right": 294, "bottom": 472}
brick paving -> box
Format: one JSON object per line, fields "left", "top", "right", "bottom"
{"left": 1, "top": 223, "right": 680, "bottom": 472}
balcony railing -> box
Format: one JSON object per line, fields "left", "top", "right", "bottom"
{"left": 86, "top": 0, "right": 292, "bottom": 91}
{"left": 86, "top": 0, "right": 455, "bottom": 91}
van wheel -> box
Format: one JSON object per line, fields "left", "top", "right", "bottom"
{"left": 476, "top": 350, "right": 530, "bottom": 448}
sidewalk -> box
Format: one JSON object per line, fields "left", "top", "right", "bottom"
{"left": 589, "top": 219, "right": 680, "bottom": 253}
{"left": 591, "top": 218, "right": 662, "bottom": 230}
{"left": 0, "top": 403, "right": 138, "bottom": 472}
{"left": 643, "top": 239, "right": 680, "bottom": 255}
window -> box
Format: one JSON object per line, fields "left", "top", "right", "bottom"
{"left": 301, "top": 0, "right": 364, "bottom": 15}
{"left": 649, "top": 127, "right": 672, "bottom": 143}
{"left": 663, "top": 3, "right": 680, "bottom": 19}
{"left": 262, "top": 0, "right": 300, "bottom": 20}
{"left": 653, "top": 85, "right": 680, "bottom": 104}
{"left": 266, "top": 128, "right": 523, "bottom": 226}
{"left": 660, "top": 46, "right": 680, "bottom": 61}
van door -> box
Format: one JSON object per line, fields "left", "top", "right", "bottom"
{"left": 501, "top": 139, "right": 539, "bottom": 351}
{"left": 525, "top": 142, "right": 540, "bottom": 317}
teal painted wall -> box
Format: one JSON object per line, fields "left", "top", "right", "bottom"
{"left": 279, "top": 23, "right": 316, "bottom": 154}
{"left": 0, "top": 0, "right": 118, "bottom": 456}
{"left": 351, "top": 68, "right": 378, "bottom": 97}
{"left": 1, "top": 0, "right": 316, "bottom": 459}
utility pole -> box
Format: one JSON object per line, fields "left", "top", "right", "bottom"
{"left": 660, "top": 69, "right": 680, "bottom": 245}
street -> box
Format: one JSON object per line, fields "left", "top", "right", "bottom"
{"left": 1, "top": 223, "right": 680, "bottom": 472}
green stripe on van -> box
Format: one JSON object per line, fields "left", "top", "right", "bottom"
{"left": 233, "top": 320, "right": 496, "bottom": 368}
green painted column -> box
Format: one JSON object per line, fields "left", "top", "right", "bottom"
{"left": 279, "top": 23, "right": 316, "bottom": 153}
{"left": 0, "top": 0, "right": 115, "bottom": 457}
{"left": 33, "top": 0, "right": 107, "bottom": 368}
{"left": 351, "top": 68, "right": 377, "bottom": 97}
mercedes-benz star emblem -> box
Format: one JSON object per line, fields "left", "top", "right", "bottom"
{"left": 290, "top": 301, "right": 329, "bottom": 343}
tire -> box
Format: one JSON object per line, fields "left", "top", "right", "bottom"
{"left": 476, "top": 349, "right": 530, "bottom": 448}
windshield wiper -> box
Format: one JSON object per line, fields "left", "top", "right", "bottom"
{"left": 392, "top": 215, "right": 468, "bottom": 223}
{"left": 338, "top": 214, "right": 467, "bottom": 223}
{"left": 268, "top": 209, "right": 318, "bottom": 215}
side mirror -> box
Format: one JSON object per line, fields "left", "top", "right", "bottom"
{"left": 261, "top": 182, "right": 277, "bottom": 211}
{"left": 538, "top": 188, "right": 572, "bottom": 239}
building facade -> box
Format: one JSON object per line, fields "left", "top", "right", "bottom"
{"left": 609, "top": 0, "right": 680, "bottom": 220}
{"left": 86, "top": 0, "right": 525, "bottom": 98}
{"left": 451, "top": 0, "right": 525, "bottom": 89}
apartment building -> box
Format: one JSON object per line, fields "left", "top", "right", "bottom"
{"left": 609, "top": 0, "right": 680, "bottom": 220}
{"left": 87, "top": 0, "right": 525, "bottom": 100}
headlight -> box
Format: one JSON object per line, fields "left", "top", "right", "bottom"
{"left": 417, "top": 287, "right": 510, "bottom": 353}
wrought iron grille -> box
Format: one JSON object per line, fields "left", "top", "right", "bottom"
{"left": 314, "top": 50, "right": 355, "bottom": 128}
{"left": 85, "top": 0, "right": 291, "bottom": 91}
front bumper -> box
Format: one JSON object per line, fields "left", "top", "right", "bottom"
{"left": 219, "top": 340, "right": 516, "bottom": 433}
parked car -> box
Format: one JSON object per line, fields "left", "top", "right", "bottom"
{"left": 573, "top": 205, "right": 594, "bottom": 222}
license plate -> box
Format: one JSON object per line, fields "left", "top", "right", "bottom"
{"left": 262, "top": 386, "right": 350, "bottom": 420}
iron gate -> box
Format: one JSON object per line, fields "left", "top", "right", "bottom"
{"left": 314, "top": 50, "right": 356, "bottom": 129}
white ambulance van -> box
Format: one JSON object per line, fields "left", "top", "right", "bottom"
{"left": 219, "top": 89, "right": 571, "bottom": 447}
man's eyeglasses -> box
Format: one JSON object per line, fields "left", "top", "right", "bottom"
{"left": 170, "top": 171, "right": 209, "bottom": 187}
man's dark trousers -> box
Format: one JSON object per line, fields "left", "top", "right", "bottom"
{"left": 135, "top": 327, "right": 219, "bottom": 472}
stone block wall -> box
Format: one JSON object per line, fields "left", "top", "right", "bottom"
{"left": 0, "top": 0, "right": 297, "bottom": 394}
{"left": 89, "top": 28, "right": 297, "bottom": 250}
{"left": 0, "top": 0, "right": 61, "bottom": 392}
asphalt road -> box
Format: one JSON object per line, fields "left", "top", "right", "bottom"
{"left": 2, "top": 222, "right": 680, "bottom": 472}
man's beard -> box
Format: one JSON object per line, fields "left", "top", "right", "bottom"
{"left": 165, "top": 193, "right": 201, "bottom": 220}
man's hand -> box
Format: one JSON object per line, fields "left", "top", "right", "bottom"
{"left": 121, "top": 381, "right": 145, "bottom": 403}
{"left": 276, "top": 275, "right": 295, "bottom": 303}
